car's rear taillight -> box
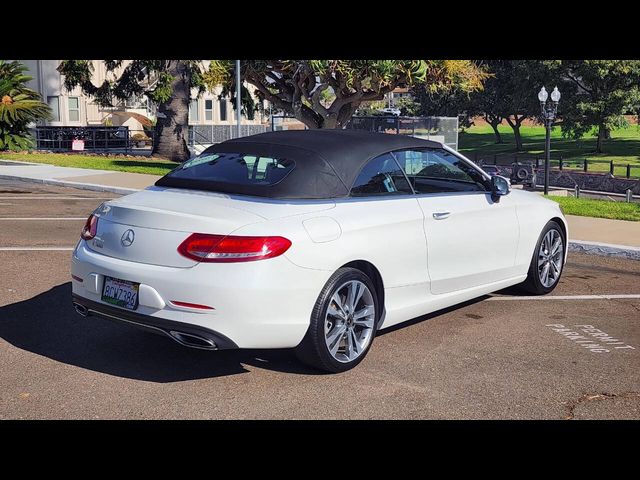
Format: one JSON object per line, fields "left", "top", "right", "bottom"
{"left": 81, "top": 214, "right": 98, "bottom": 240}
{"left": 177, "top": 233, "right": 292, "bottom": 263}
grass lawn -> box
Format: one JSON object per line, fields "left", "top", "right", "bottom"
{"left": 459, "top": 124, "right": 640, "bottom": 177}
{"left": 0, "top": 152, "right": 177, "bottom": 176}
{"left": 547, "top": 196, "right": 640, "bottom": 222}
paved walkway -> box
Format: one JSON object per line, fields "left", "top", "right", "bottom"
{"left": 567, "top": 215, "right": 640, "bottom": 248}
{"left": 0, "top": 160, "right": 160, "bottom": 193}
{"left": 1, "top": 159, "right": 639, "bottom": 254}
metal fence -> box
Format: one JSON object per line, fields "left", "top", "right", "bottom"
{"left": 33, "top": 126, "right": 153, "bottom": 155}
{"left": 347, "top": 116, "right": 459, "bottom": 150}
{"left": 270, "top": 115, "right": 460, "bottom": 150}
{"left": 471, "top": 151, "right": 640, "bottom": 179}
{"left": 187, "top": 124, "right": 268, "bottom": 155}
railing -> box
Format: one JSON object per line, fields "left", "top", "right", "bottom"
{"left": 187, "top": 124, "right": 269, "bottom": 156}
{"left": 33, "top": 126, "right": 154, "bottom": 155}
{"left": 471, "top": 152, "right": 640, "bottom": 179}
{"left": 269, "top": 115, "right": 460, "bottom": 151}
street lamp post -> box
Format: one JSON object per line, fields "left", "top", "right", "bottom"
{"left": 538, "top": 86, "right": 561, "bottom": 195}
{"left": 236, "top": 60, "right": 241, "bottom": 139}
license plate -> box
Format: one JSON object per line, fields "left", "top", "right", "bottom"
{"left": 101, "top": 276, "right": 139, "bottom": 310}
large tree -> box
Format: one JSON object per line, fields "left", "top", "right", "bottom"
{"left": 57, "top": 60, "right": 208, "bottom": 162}
{"left": 416, "top": 60, "right": 555, "bottom": 150}
{"left": 0, "top": 60, "right": 51, "bottom": 150}
{"left": 476, "top": 60, "right": 554, "bottom": 151}
{"left": 555, "top": 60, "right": 640, "bottom": 153}
{"left": 205, "top": 60, "right": 486, "bottom": 129}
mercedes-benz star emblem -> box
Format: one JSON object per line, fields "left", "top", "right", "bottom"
{"left": 121, "top": 229, "right": 135, "bottom": 247}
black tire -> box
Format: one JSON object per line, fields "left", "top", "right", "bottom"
{"left": 516, "top": 167, "right": 529, "bottom": 180}
{"left": 295, "top": 267, "right": 380, "bottom": 373}
{"left": 518, "top": 220, "right": 566, "bottom": 295}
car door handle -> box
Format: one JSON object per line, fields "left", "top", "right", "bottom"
{"left": 432, "top": 211, "right": 451, "bottom": 220}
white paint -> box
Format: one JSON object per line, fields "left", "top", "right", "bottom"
{"left": 0, "top": 217, "right": 86, "bottom": 221}
{"left": 0, "top": 247, "right": 75, "bottom": 251}
{"left": 488, "top": 294, "right": 640, "bottom": 301}
{"left": 546, "top": 323, "right": 635, "bottom": 353}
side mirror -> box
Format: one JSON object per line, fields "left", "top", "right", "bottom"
{"left": 491, "top": 175, "right": 511, "bottom": 200}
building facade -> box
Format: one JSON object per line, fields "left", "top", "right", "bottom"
{"left": 21, "top": 60, "right": 266, "bottom": 132}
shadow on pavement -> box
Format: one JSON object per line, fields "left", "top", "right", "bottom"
{"left": 0, "top": 283, "right": 320, "bottom": 383}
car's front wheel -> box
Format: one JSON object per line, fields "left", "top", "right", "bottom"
{"left": 519, "top": 220, "right": 565, "bottom": 295}
{"left": 295, "top": 267, "right": 379, "bottom": 373}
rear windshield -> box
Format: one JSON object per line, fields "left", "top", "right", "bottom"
{"left": 166, "top": 152, "right": 295, "bottom": 186}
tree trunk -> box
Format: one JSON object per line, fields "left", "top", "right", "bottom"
{"left": 505, "top": 116, "right": 524, "bottom": 151}
{"left": 596, "top": 124, "right": 607, "bottom": 153}
{"left": 513, "top": 124, "right": 523, "bottom": 151}
{"left": 152, "top": 60, "right": 191, "bottom": 162}
{"left": 489, "top": 121, "right": 503, "bottom": 144}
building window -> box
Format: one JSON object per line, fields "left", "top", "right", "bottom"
{"left": 205, "top": 99, "right": 213, "bottom": 121}
{"left": 219, "top": 98, "right": 227, "bottom": 121}
{"left": 189, "top": 99, "right": 199, "bottom": 122}
{"left": 47, "top": 96, "right": 60, "bottom": 122}
{"left": 68, "top": 97, "right": 80, "bottom": 122}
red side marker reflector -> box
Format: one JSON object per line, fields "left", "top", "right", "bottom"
{"left": 71, "top": 275, "right": 83, "bottom": 283}
{"left": 170, "top": 301, "right": 215, "bottom": 310}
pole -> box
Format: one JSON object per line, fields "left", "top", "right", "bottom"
{"left": 235, "top": 60, "right": 241, "bottom": 139}
{"left": 544, "top": 121, "right": 551, "bottom": 195}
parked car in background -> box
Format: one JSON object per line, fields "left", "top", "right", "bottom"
{"left": 510, "top": 162, "right": 538, "bottom": 187}
{"left": 71, "top": 130, "right": 567, "bottom": 372}
{"left": 378, "top": 107, "right": 401, "bottom": 116}
{"left": 481, "top": 165, "right": 503, "bottom": 177}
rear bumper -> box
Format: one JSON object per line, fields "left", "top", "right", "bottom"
{"left": 71, "top": 240, "right": 331, "bottom": 349}
{"left": 72, "top": 294, "right": 238, "bottom": 350}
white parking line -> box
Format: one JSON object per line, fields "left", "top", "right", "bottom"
{"left": 487, "top": 294, "right": 640, "bottom": 301}
{"left": 0, "top": 247, "right": 75, "bottom": 251}
{"left": 0, "top": 217, "right": 86, "bottom": 220}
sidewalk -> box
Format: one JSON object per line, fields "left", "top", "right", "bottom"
{"left": 1, "top": 159, "right": 639, "bottom": 259}
{"left": 0, "top": 160, "right": 160, "bottom": 194}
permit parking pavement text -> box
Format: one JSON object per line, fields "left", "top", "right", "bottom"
{"left": 546, "top": 324, "right": 636, "bottom": 353}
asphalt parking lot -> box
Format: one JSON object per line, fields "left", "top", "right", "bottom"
{"left": 0, "top": 178, "right": 638, "bottom": 419}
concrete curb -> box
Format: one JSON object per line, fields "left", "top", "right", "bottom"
{"left": 569, "top": 240, "right": 640, "bottom": 261}
{"left": 0, "top": 174, "right": 140, "bottom": 195}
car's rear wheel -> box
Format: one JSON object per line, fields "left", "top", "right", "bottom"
{"left": 295, "top": 267, "right": 379, "bottom": 373}
{"left": 519, "top": 221, "right": 565, "bottom": 295}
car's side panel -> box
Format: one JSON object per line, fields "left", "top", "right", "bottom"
{"left": 234, "top": 196, "right": 430, "bottom": 290}
{"left": 417, "top": 192, "right": 520, "bottom": 294}
{"left": 509, "top": 190, "right": 569, "bottom": 273}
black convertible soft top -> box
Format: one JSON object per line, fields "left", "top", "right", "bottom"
{"left": 155, "top": 129, "right": 442, "bottom": 199}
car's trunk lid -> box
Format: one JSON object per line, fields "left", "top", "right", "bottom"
{"left": 86, "top": 189, "right": 266, "bottom": 268}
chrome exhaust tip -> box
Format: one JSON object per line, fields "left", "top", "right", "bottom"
{"left": 168, "top": 330, "right": 217, "bottom": 350}
{"left": 73, "top": 302, "right": 89, "bottom": 317}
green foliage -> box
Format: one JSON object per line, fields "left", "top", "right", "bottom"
{"left": 0, "top": 60, "right": 51, "bottom": 151}
{"left": 0, "top": 152, "right": 175, "bottom": 175}
{"left": 548, "top": 196, "right": 640, "bottom": 222}
{"left": 555, "top": 60, "right": 640, "bottom": 149}
{"left": 57, "top": 60, "right": 206, "bottom": 107}
{"left": 205, "top": 60, "right": 487, "bottom": 128}
{"left": 395, "top": 97, "right": 421, "bottom": 116}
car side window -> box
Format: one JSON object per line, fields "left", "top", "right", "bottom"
{"left": 350, "top": 153, "right": 413, "bottom": 197}
{"left": 393, "top": 148, "right": 490, "bottom": 194}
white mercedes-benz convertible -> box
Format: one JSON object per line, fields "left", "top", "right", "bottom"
{"left": 71, "top": 130, "right": 567, "bottom": 372}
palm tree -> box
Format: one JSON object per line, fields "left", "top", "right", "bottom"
{"left": 0, "top": 60, "right": 51, "bottom": 150}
